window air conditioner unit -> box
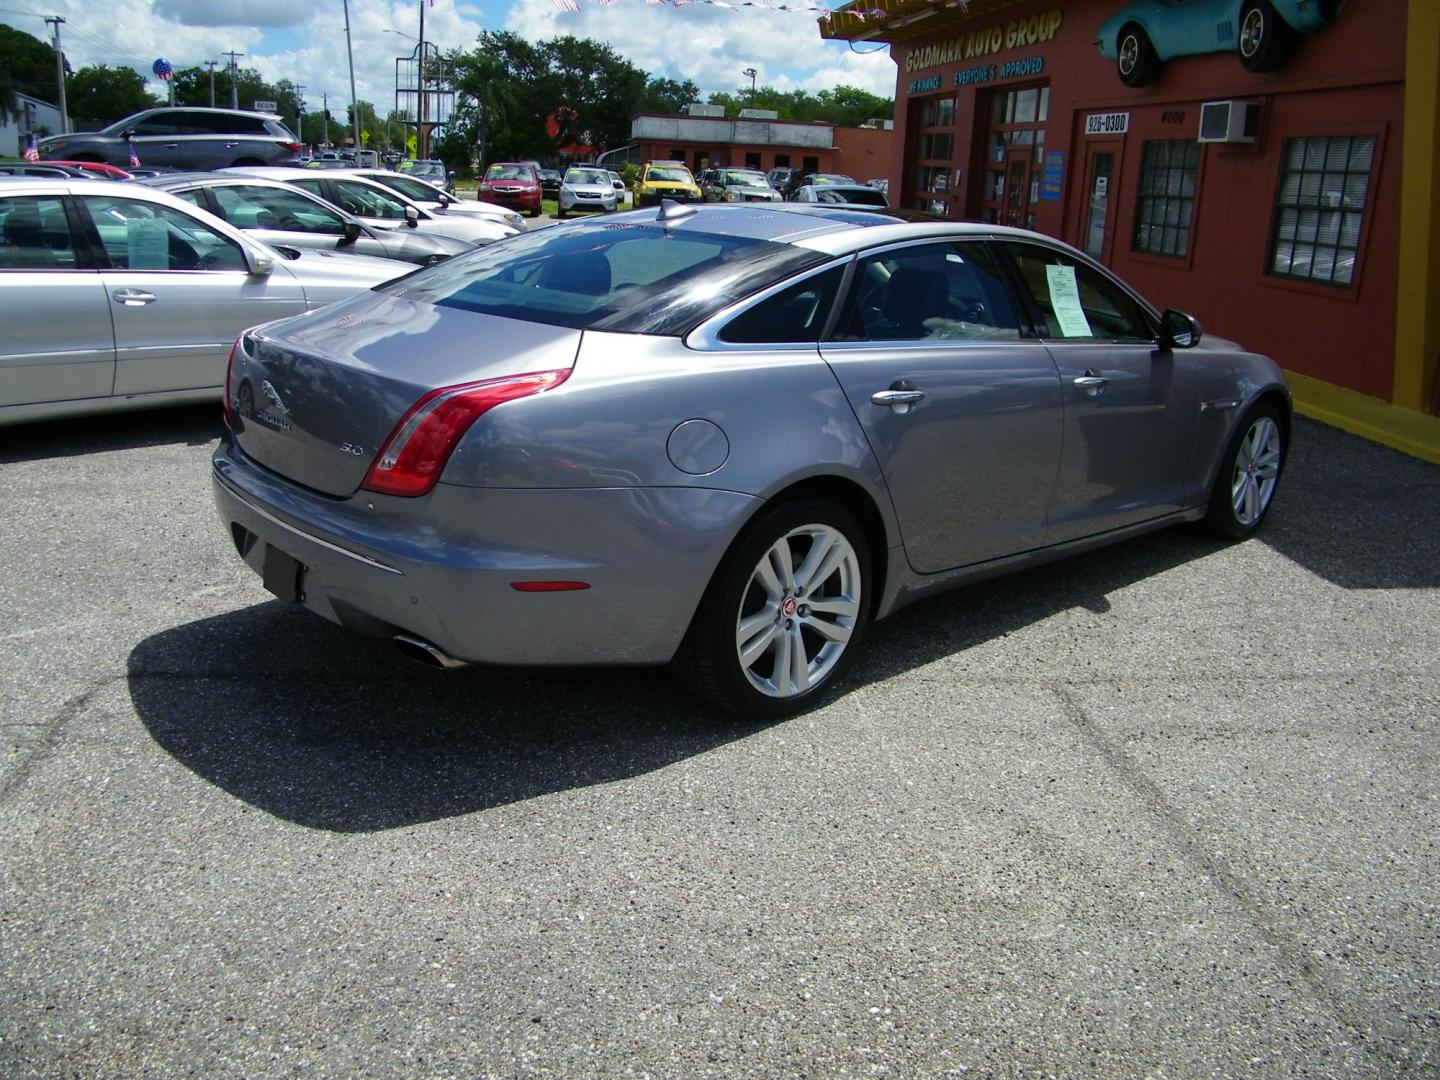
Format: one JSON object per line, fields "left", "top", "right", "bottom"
{"left": 1198, "top": 100, "right": 1260, "bottom": 144}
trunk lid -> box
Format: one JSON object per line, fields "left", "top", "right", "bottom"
{"left": 229, "top": 289, "right": 581, "bottom": 497}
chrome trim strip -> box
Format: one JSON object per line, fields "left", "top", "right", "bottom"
{"left": 1200, "top": 398, "right": 1241, "bottom": 411}
{"left": 217, "top": 471, "right": 404, "bottom": 576}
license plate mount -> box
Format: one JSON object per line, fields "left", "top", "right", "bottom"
{"left": 261, "top": 544, "right": 303, "bottom": 603}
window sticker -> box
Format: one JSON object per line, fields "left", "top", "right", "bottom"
{"left": 1044, "top": 263, "right": 1093, "bottom": 337}
{"left": 126, "top": 215, "right": 169, "bottom": 269}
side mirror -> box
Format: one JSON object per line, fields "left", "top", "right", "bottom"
{"left": 245, "top": 248, "right": 275, "bottom": 277}
{"left": 341, "top": 221, "right": 362, "bottom": 245}
{"left": 404, "top": 205, "right": 419, "bottom": 229}
{"left": 1161, "top": 308, "right": 1202, "bottom": 349}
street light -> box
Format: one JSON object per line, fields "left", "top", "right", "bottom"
{"left": 743, "top": 67, "right": 758, "bottom": 103}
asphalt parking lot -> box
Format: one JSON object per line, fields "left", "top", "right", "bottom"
{"left": 1, "top": 408, "right": 1437, "bottom": 1078}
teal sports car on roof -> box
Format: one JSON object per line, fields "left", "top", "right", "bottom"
{"left": 1093, "top": 0, "right": 1345, "bottom": 86}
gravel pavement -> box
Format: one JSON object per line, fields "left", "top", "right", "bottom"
{"left": 1, "top": 408, "right": 1436, "bottom": 1078}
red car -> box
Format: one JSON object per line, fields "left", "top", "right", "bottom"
{"left": 34, "top": 159, "right": 133, "bottom": 180}
{"left": 477, "top": 162, "right": 542, "bottom": 217}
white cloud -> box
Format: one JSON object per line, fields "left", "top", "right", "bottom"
{"left": 152, "top": 0, "right": 323, "bottom": 29}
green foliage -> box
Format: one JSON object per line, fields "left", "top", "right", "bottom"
{"left": 66, "top": 66, "right": 153, "bottom": 126}
{"left": 706, "top": 84, "right": 893, "bottom": 127}
{"left": 0, "top": 23, "right": 70, "bottom": 122}
{"left": 640, "top": 76, "right": 700, "bottom": 115}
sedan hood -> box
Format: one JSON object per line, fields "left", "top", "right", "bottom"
{"left": 229, "top": 290, "right": 582, "bottom": 496}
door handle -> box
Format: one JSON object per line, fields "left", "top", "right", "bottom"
{"left": 1073, "top": 373, "right": 1108, "bottom": 397}
{"left": 871, "top": 383, "right": 926, "bottom": 415}
{"left": 161, "top": 142, "right": 179, "bottom": 149}
{"left": 112, "top": 288, "right": 157, "bottom": 306}
{"left": 224, "top": 142, "right": 240, "bottom": 149}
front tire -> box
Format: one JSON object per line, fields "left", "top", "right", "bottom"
{"left": 677, "top": 499, "right": 871, "bottom": 719}
{"left": 1238, "top": 0, "right": 1299, "bottom": 72}
{"left": 1203, "top": 403, "right": 1286, "bottom": 539}
{"left": 1117, "top": 23, "right": 1162, "bottom": 86}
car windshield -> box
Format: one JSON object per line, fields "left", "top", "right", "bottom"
{"left": 564, "top": 169, "right": 609, "bottom": 184}
{"left": 392, "top": 222, "right": 825, "bottom": 336}
{"left": 723, "top": 171, "right": 769, "bottom": 186}
{"left": 811, "top": 175, "right": 854, "bottom": 185}
{"left": 646, "top": 167, "right": 693, "bottom": 184}
{"left": 486, "top": 165, "right": 532, "bottom": 181}
{"left": 817, "top": 188, "right": 887, "bottom": 205}
{"left": 378, "top": 174, "right": 442, "bottom": 201}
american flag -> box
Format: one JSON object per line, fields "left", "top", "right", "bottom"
{"left": 128, "top": 141, "right": 141, "bottom": 168}
{"left": 552, "top": 0, "right": 579, "bottom": 9}
{"left": 23, "top": 134, "right": 40, "bottom": 161}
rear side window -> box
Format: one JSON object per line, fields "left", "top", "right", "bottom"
{"left": 0, "top": 194, "right": 76, "bottom": 269}
{"left": 719, "top": 266, "right": 844, "bottom": 344}
{"left": 398, "top": 223, "right": 825, "bottom": 335}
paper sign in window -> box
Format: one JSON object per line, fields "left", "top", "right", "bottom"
{"left": 1044, "top": 264, "right": 1093, "bottom": 337}
{"left": 126, "top": 216, "right": 169, "bottom": 269}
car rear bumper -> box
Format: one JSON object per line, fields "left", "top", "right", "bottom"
{"left": 212, "top": 439, "right": 758, "bottom": 667}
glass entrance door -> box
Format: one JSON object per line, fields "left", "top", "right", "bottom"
{"left": 1083, "top": 144, "right": 1119, "bottom": 262}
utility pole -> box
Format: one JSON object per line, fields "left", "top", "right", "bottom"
{"left": 322, "top": 91, "right": 329, "bottom": 146}
{"left": 44, "top": 16, "right": 68, "bottom": 135}
{"left": 342, "top": 0, "right": 360, "bottom": 149}
{"left": 417, "top": 0, "right": 427, "bottom": 158}
{"left": 294, "top": 83, "right": 306, "bottom": 144}
{"left": 222, "top": 50, "right": 244, "bottom": 110}
{"left": 743, "top": 67, "right": 757, "bottom": 104}
{"left": 205, "top": 60, "right": 217, "bottom": 107}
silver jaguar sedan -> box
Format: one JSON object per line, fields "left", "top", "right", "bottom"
{"left": 213, "top": 203, "right": 1289, "bottom": 717}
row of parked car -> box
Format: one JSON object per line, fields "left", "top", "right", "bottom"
{"left": 1, "top": 107, "right": 539, "bottom": 426}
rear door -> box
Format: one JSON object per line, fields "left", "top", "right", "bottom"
{"left": 0, "top": 191, "right": 115, "bottom": 407}
{"left": 995, "top": 239, "right": 1197, "bottom": 541}
{"left": 819, "top": 239, "right": 1064, "bottom": 573}
{"left": 76, "top": 192, "right": 306, "bottom": 396}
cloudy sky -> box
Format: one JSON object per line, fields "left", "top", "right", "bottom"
{"left": 0, "top": 0, "right": 897, "bottom": 119}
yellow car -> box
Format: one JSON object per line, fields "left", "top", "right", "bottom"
{"left": 634, "top": 160, "right": 702, "bottom": 207}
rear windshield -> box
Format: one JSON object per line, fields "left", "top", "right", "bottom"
{"left": 817, "top": 187, "right": 887, "bottom": 206}
{"left": 388, "top": 221, "right": 825, "bottom": 336}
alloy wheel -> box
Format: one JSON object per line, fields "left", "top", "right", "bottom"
{"left": 1231, "top": 416, "right": 1282, "bottom": 526}
{"left": 734, "top": 523, "right": 862, "bottom": 699}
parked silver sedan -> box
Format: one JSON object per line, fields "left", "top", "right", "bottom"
{"left": 213, "top": 203, "right": 1289, "bottom": 717}
{"left": 221, "top": 167, "right": 518, "bottom": 246}
{"left": 137, "top": 173, "right": 474, "bottom": 266}
{"left": 0, "top": 179, "right": 408, "bottom": 425}
{"left": 337, "top": 168, "right": 527, "bottom": 232}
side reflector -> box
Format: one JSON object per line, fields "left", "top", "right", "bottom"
{"left": 510, "top": 581, "right": 590, "bottom": 592}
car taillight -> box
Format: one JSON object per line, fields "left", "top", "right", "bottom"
{"left": 282, "top": 142, "right": 303, "bottom": 153}
{"left": 361, "top": 369, "right": 571, "bottom": 497}
{"left": 223, "top": 334, "right": 242, "bottom": 427}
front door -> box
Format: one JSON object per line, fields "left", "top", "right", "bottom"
{"left": 1004, "top": 149, "right": 1031, "bottom": 228}
{"left": 78, "top": 193, "right": 307, "bottom": 396}
{"left": 1082, "top": 143, "right": 1120, "bottom": 263}
{"left": 820, "top": 240, "right": 1063, "bottom": 573}
{"left": 996, "top": 239, "right": 1197, "bottom": 542}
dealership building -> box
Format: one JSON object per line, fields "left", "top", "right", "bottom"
{"left": 820, "top": 0, "right": 1440, "bottom": 461}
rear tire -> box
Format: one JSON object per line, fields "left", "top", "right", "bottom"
{"left": 1203, "top": 403, "right": 1286, "bottom": 539}
{"left": 1238, "top": 0, "right": 1299, "bottom": 72}
{"left": 676, "top": 499, "right": 870, "bottom": 719}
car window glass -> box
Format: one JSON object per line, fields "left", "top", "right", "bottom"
{"left": 646, "top": 166, "right": 693, "bottom": 184}
{"left": 404, "top": 223, "right": 825, "bottom": 335}
{"left": 0, "top": 194, "right": 76, "bottom": 269}
{"left": 212, "top": 185, "right": 343, "bottom": 234}
{"left": 173, "top": 190, "right": 205, "bottom": 209}
{"left": 836, "top": 241, "right": 1020, "bottom": 342}
{"left": 719, "top": 266, "right": 844, "bottom": 345}
{"left": 332, "top": 180, "right": 407, "bottom": 219}
{"left": 173, "top": 112, "right": 218, "bottom": 135}
{"left": 379, "top": 175, "right": 436, "bottom": 201}
{"left": 565, "top": 169, "right": 609, "bottom": 184}
{"left": 130, "top": 115, "right": 175, "bottom": 136}
{"left": 78, "top": 195, "right": 247, "bottom": 272}
{"left": 485, "top": 165, "right": 529, "bottom": 180}
{"left": 1001, "top": 241, "right": 1153, "bottom": 341}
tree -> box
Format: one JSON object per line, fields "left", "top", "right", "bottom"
{"left": 640, "top": 76, "right": 700, "bottom": 115}
{"left": 705, "top": 84, "right": 893, "bottom": 126}
{"left": 66, "top": 65, "right": 154, "bottom": 126}
{"left": 0, "top": 23, "right": 70, "bottom": 122}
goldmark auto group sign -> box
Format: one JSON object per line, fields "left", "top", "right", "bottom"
{"left": 903, "top": 8, "right": 1064, "bottom": 73}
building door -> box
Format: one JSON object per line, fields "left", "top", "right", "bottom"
{"left": 1004, "top": 149, "right": 1031, "bottom": 228}
{"left": 1082, "top": 143, "right": 1120, "bottom": 262}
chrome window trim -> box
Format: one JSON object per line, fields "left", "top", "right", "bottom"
{"left": 684, "top": 255, "right": 855, "bottom": 353}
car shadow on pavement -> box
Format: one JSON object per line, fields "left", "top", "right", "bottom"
{"left": 124, "top": 419, "right": 1437, "bottom": 834}
{"left": 0, "top": 404, "right": 221, "bottom": 463}
{"left": 127, "top": 601, "right": 762, "bottom": 833}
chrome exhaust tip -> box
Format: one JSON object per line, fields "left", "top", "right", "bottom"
{"left": 393, "top": 633, "right": 469, "bottom": 671}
